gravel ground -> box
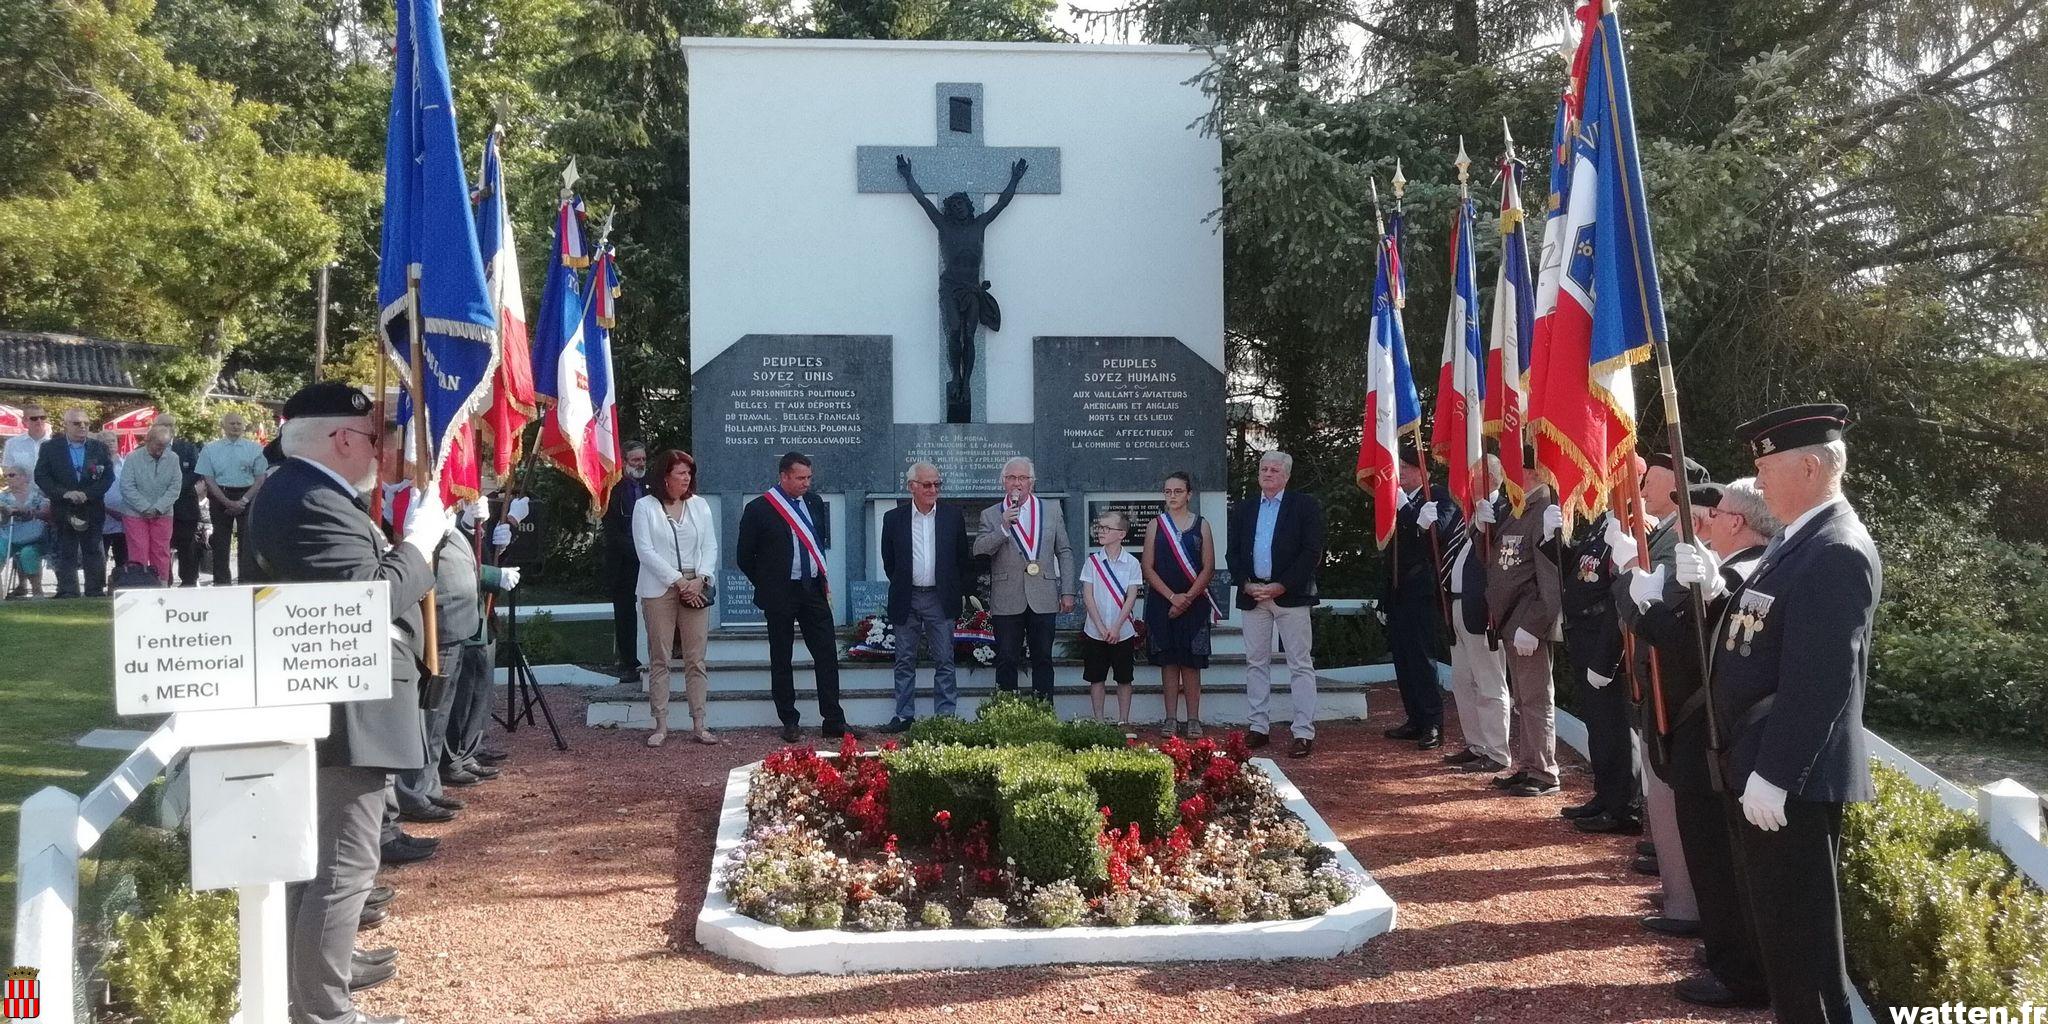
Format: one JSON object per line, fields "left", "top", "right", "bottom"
{"left": 363, "top": 693, "right": 1770, "bottom": 1024}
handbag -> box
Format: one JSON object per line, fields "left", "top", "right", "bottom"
{"left": 675, "top": 501, "right": 716, "bottom": 607}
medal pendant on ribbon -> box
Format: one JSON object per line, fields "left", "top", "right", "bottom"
{"left": 1027, "top": 562, "right": 1040, "bottom": 576}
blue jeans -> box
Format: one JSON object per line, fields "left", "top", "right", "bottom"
{"left": 892, "top": 588, "right": 957, "bottom": 720}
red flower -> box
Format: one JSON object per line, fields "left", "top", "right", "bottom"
{"left": 934, "top": 810, "right": 952, "bottom": 829}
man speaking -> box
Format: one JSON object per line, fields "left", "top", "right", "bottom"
{"left": 249, "top": 381, "right": 445, "bottom": 1024}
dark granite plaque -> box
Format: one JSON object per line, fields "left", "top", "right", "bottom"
{"left": 847, "top": 579, "right": 893, "bottom": 620}
{"left": 1033, "top": 337, "right": 1225, "bottom": 493}
{"left": 890, "top": 422, "right": 1035, "bottom": 493}
{"left": 691, "top": 334, "right": 892, "bottom": 491}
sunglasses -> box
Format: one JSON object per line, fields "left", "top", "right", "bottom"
{"left": 910, "top": 479, "right": 944, "bottom": 488}
{"left": 26, "top": 415, "right": 46, "bottom": 421}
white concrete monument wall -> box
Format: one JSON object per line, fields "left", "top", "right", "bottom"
{"left": 683, "top": 38, "right": 1224, "bottom": 426}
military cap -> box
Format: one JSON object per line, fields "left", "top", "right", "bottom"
{"left": 1735, "top": 403, "right": 1852, "bottom": 460}
{"left": 1398, "top": 438, "right": 1424, "bottom": 469}
{"left": 1646, "top": 452, "right": 1710, "bottom": 485}
{"left": 1687, "top": 482, "right": 1726, "bottom": 508}
{"left": 281, "top": 381, "right": 373, "bottom": 421}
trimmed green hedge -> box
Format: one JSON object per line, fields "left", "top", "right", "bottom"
{"left": 1842, "top": 763, "right": 2048, "bottom": 1008}
{"left": 885, "top": 699, "right": 1175, "bottom": 884}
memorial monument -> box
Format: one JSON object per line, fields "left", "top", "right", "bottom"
{"left": 682, "top": 38, "right": 1227, "bottom": 626}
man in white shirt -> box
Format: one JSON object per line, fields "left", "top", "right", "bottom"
{"left": 195, "top": 412, "right": 267, "bottom": 584}
{"left": 3, "top": 403, "right": 50, "bottom": 475}
{"left": 879, "top": 461, "right": 972, "bottom": 731}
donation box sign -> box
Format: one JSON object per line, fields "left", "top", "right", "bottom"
{"left": 114, "top": 581, "right": 392, "bottom": 715}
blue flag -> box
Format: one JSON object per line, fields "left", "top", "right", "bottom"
{"left": 529, "top": 197, "right": 585, "bottom": 403}
{"left": 1584, "top": 1, "right": 1667, "bottom": 367}
{"left": 377, "top": 0, "right": 497, "bottom": 478}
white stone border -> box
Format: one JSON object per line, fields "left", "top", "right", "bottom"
{"left": 694, "top": 755, "right": 1397, "bottom": 974}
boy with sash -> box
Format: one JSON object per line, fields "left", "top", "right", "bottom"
{"left": 737, "top": 451, "right": 861, "bottom": 743}
{"left": 1080, "top": 510, "right": 1143, "bottom": 726}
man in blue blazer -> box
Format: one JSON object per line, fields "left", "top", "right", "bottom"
{"left": 878, "top": 461, "right": 975, "bottom": 731}
{"left": 1692, "top": 403, "right": 1879, "bottom": 1024}
{"left": 34, "top": 407, "right": 116, "bottom": 597}
{"left": 1226, "top": 450, "right": 1326, "bottom": 758}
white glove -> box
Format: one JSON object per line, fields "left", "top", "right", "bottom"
{"left": 1628, "top": 564, "right": 1669, "bottom": 611}
{"left": 402, "top": 487, "right": 451, "bottom": 557}
{"left": 1415, "top": 501, "right": 1439, "bottom": 530}
{"left": 1542, "top": 505, "right": 1563, "bottom": 538}
{"left": 1374, "top": 610, "right": 1388, "bottom": 626}
{"left": 1473, "top": 500, "right": 1497, "bottom": 527}
{"left": 1604, "top": 515, "right": 1640, "bottom": 570}
{"left": 1740, "top": 772, "right": 1789, "bottom": 832}
{"left": 507, "top": 496, "right": 531, "bottom": 523}
{"left": 1674, "top": 542, "right": 1726, "bottom": 600}
{"left": 1392, "top": 486, "right": 1410, "bottom": 511}
{"left": 459, "top": 496, "right": 488, "bottom": 528}
{"left": 492, "top": 523, "right": 514, "bottom": 548}
{"left": 499, "top": 566, "right": 523, "bottom": 590}
{"left": 1511, "top": 627, "right": 1538, "bottom": 656}
{"left": 1587, "top": 669, "right": 1613, "bottom": 689}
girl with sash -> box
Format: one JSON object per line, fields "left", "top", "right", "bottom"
{"left": 1080, "top": 511, "right": 1142, "bottom": 727}
{"left": 1141, "top": 471, "right": 1218, "bottom": 738}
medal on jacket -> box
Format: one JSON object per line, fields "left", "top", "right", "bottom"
{"left": 1010, "top": 496, "right": 1042, "bottom": 575}
{"left": 1497, "top": 534, "right": 1526, "bottom": 569}
{"left": 1725, "top": 589, "right": 1774, "bottom": 656}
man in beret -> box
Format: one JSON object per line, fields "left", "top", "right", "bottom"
{"left": 1606, "top": 451, "right": 1710, "bottom": 921}
{"left": 1384, "top": 442, "right": 1459, "bottom": 750}
{"left": 1633, "top": 479, "right": 1779, "bottom": 1007}
{"left": 249, "top": 380, "right": 445, "bottom": 1024}
{"left": 1690, "top": 403, "right": 1878, "bottom": 1024}
{"left": 1557, "top": 496, "right": 1640, "bottom": 835}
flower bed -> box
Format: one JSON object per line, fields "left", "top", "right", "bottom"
{"left": 698, "top": 697, "right": 1396, "bottom": 973}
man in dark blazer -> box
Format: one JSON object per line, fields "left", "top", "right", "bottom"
{"left": 248, "top": 381, "right": 443, "bottom": 1024}
{"left": 1382, "top": 444, "right": 1458, "bottom": 749}
{"left": 601, "top": 441, "right": 650, "bottom": 681}
{"left": 1226, "top": 450, "right": 1326, "bottom": 758}
{"left": 736, "top": 450, "right": 859, "bottom": 743}
{"left": 34, "top": 407, "right": 116, "bottom": 597}
{"left": 1558, "top": 506, "right": 1639, "bottom": 833}
{"left": 1701, "top": 403, "right": 1879, "bottom": 1024}
{"left": 878, "top": 460, "right": 974, "bottom": 731}
{"left": 1637, "top": 479, "right": 1776, "bottom": 1009}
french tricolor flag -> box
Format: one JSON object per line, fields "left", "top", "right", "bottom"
{"left": 1431, "top": 173, "right": 1485, "bottom": 518}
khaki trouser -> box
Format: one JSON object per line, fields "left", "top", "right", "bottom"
{"left": 1505, "top": 641, "right": 1559, "bottom": 786}
{"left": 642, "top": 590, "right": 710, "bottom": 730}
{"left": 1449, "top": 618, "right": 1511, "bottom": 765}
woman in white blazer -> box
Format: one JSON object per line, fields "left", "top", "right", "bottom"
{"left": 631, "top": 449, "right": 719, "bottom": 746}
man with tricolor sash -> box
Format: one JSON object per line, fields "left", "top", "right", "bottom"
{"left": 737, "top": 451, "right": 860, "bottom": 743}
{"left": 973, "top": 456, "right": 1078, "bottom": 699}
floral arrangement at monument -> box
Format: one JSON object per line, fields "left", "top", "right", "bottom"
{"left": 718, "top": 696, "right": 1360, "bottom": 932}
{"left": 845, "top": 614, "right": 897, "bottom": 661}
{"left": 843, "top": 605, "right": 999, "bottom": 665}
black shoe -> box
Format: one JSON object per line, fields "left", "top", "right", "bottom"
{"left": 440, "top": 768, "right": 481, "bottom": 788}
{"left": 1673, "top": 973, "right": 1770, "bottom": 1009}
{"left": 1643, "top": 915, "right": 1701, "bottom": 937}
{"left": 878, "top": 717, "right": 915, "bottom": 734}
{"left": 354, "top": 945, "right": 399, "bottom": 968}
{"left": 1572, "top": 812, "right": 1644, "bottom": 835}
{"left": 1636, "top": 840, "right": 1657, "bottom": 858}
{"left": 476, "top": 749, "right": 511, "bottom": 766}
{"left": 618, "top": 663, "right": 641, "bottom": 683}
{"left": 1383, "top": 722, "right": 1423, "bottom": 740}
{"left": 1490, "top": 771, "right": 1531, "bottom": 790}
{"left": 1244, "top": 730, "right": 1271, "bottom": 750}
{"left": 1461, "top": 756, "right": 1508, "bottom": 774}
{"left": 399, "top": 804, "right": 456, "bottom": 824}
{"left": 1288, "top": 738, "right": 1313, "bottom": 759}
{"left": 1508, "top": 779, "right": 1561, "bottom": 797}
{"left": 397, "top": 832, "right": 440, "bottom": 851}
{"left": 1632, "top": 855, "right": 1661, "bottom": 877}
{"left": 1559, "top": 801, "right": 1605, "bottom": 819}
{"left": 428, "top": 794, "right": 466, "bottom": 811}
{"left": 365, "top": 885, "right": 395, "bottom": 910}
{"left": 357, "top": 904, "right": 389, "bottom": 931}
{"left": 1415, "top": 726, "right": 1443, "bottom": 750}
{"left": 379, "top": 841, "right": 434, "bottom": 866}
{"left": 463, "top": 762, "right": 501, "bottom": 779}
{"left": 349, "top": 958, "right": 398, "bottom": 992}
{"left": 780, "top": 722, "right": 802, "bottom": 743}
{"left": 1442, "top": 748, "right": 1481, "bottom": 766}
{"left": 823, "top": 724, "right": 865, "bottom": 740}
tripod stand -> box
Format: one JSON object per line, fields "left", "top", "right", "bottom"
{"left": 495, "top": 586, "right": 568, "bottom": 750}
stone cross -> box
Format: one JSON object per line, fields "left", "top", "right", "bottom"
{"left": 857, "top": 84, "right": 1062, "bottom": 422}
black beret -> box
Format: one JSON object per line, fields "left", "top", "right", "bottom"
{"left": 1736, "top": 403, "right": 1852, "bottom": 460}
{"left": 1398, "top": 438, "right": 1424, "bottom": 469}
{"left": 1646, "top": 452, "right": 1710, "bottom": 485}
{"left": 1687, "top": 482, "right": 1726, "bottom": 509}
{"left": 281, "top": 381, "right": 373, "bottom": 420}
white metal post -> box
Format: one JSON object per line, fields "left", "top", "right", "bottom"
{"left": 238, "top": 882, "right": 290, "bottom": 1024}
{"left": 14, "top": 786, "right": 82, "bottom": 1024}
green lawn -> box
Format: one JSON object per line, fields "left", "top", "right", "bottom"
{"left": 0, "top": 599, "right": 129, "bottom": 948}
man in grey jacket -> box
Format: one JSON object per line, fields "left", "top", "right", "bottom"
{"left": 118, "top": 425, "right": 183, "bottom": 584}
{"left": 973, "top": 456, "right": 1076, "bottom": 699}
{"left": 1478, "top": 482, "right": 1563, "bottom": 797}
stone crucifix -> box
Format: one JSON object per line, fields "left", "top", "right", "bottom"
{"left": 857, "top": 84, "right": 1061, "bottom": 423}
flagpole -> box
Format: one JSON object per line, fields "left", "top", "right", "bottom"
{"left": 1596, "top": 0, "right": 1717, "bottom": 778}
{"left": 408, "top": 265, "right": 441, "bottom": 676}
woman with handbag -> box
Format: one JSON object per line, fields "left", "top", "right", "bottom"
{"left": 632, "top": 449, "right": 720, "bottom": 746}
